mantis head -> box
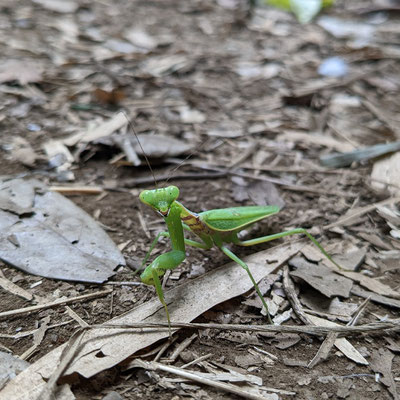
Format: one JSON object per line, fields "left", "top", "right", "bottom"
{"left": 139, "top": 186, "right": 180, "bottom": 217}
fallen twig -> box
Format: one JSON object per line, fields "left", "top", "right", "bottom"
{"left": 0, "top": 320, "right": 74, "bottom": 339}
{"left": 49, "top": 185, "right": 104, "bottom": 195}
{"left": 128, "top": 359, "right": 294, "bottom": 399}
{"left": 0, "top": 289, "right": 112, "bottom": 319}
{"left": 85, "top": 320, "right": 400, "bottom": 336}
{"left": 282, "top": 265, "right": 313, "bottom": 325}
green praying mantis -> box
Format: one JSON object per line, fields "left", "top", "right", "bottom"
{"left": 139, "top": 185, "right": 342, "bottom": 329}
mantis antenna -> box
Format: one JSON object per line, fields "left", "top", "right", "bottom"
{"left": 120, "top": 111, "right": 158, "bottom": 188}
{"left": 164, "top": 152, "right": 196, "bottom": 184}
{"left": 164, "top": 138, "right": 212, "bottom": 184}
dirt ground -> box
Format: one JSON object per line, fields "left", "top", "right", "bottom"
{"left": 0, "top": 0, "right": 399, "bottom": 399}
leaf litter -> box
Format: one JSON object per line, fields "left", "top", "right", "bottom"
{"left": 0, "top": 0, "right": 400, "bottom": 399}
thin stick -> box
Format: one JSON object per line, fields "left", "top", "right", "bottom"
{"left": 165, "top": 333, "right": 197, "bottom": 363}
{"left": 0, "top": 320, "right": 74, "bottom": 339}
{"left": 181, "top": 353, "right": 213, "bottom": 369}
{"left": 65, "top": 306, "right": 90, "bottom": 328}
{"left": 49, "top": 186, "right": 103, "bottom": 195}
{"left": 87, "top": 320, "right": 400, "bottom": 336}
{"left": 282, "top": 265, "right": 313, "bottom": 325}
{"left": 129, "top": 359, "right": 288, "bottom": 400}
{"left": 0, "top": 289, "right": 112, "bottom": 319}
{"left": 153, "top": 335, "right": 178, "bottom": 362}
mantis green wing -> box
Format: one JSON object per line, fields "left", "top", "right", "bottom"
{"left": 199, "top": 205, "right": 280, "bottom": 232}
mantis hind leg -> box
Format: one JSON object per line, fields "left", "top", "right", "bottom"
{"left": 236, "top": 228, "right": 342, "bottom": 270}
{"left": 220, "top": 246, "right": 273, "bottom": 324}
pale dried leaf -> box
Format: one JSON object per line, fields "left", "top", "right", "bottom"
{"left": 179, "top": 106, "right": 206, "bottom": 124}
{"left": 124, "top": 29, "right": 158, "bottom": 51}
{"left": 376, "top": 205, "right": 400, "bottom": 240}
{"left": 217, "top": 331, "right": 260, "bottom": 346}
{"left": 0, "top": 272, "right": 33, "bottom": 301}
{"left": 0, "top": 60, "right": 43, "bottom": 85}
{"left": 43, "top": 140, "right": 74, "bottom": 171}
{"left": 300, "top": 291, "right": 358, "bottom": 322}
{"left": 0, "top": 352, "right": 30, "bottom": 387}
{"left": 331, "top": 248, "right": 367, "bottom": 272}
{"left": 318, "top": 15, "right": 375, "bottom": 42}
{"left": 9, "top": 137, "right": 38, "bottom": 167}
{"left": 307, "top": 315, "right": 368, "bottom": 365}
{"left": 32, "top": 0, "right": 78, "bottom": 13}
{"left": 207, "top": 121, "right": 243, "bottom": 138}
{"left": 132, "top": 134, "right": 192, "bottom": 158}
{"left": 140, "top": 55, "right": 190, "bottom": 77}
{"left": 371, "top": 151, "right": 400, "bottom": 196}
{"left": 64, "top": 113, "right": 128, "bottom": 147}
{"left": 0, "top": 179, "right": 124, "bottom": 282}
{"left": 273, "top": 333, "right": 301, "bottom": 349}
{"left": 278, "top": 130, "right": 354, "bottom": 153}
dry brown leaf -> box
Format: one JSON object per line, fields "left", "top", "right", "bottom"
{"left": 370, "top": 348, "right": 399, "bottom": 400}
{"left": 331, "top": 248, "right": 367, "bottom": 271}
{"left": 289, "top": 257, "right": 352, "bottom": 298}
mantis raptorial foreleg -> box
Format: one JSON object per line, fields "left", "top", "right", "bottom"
{"left": 145, "top": 249, "right": 186, "bottom": 330}
{"left": 142, "top": 230, "right": 212, "bottom": 269}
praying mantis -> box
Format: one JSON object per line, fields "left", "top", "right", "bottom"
{"left": 139, "top": 185, "right": 342, "bottom": 329}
